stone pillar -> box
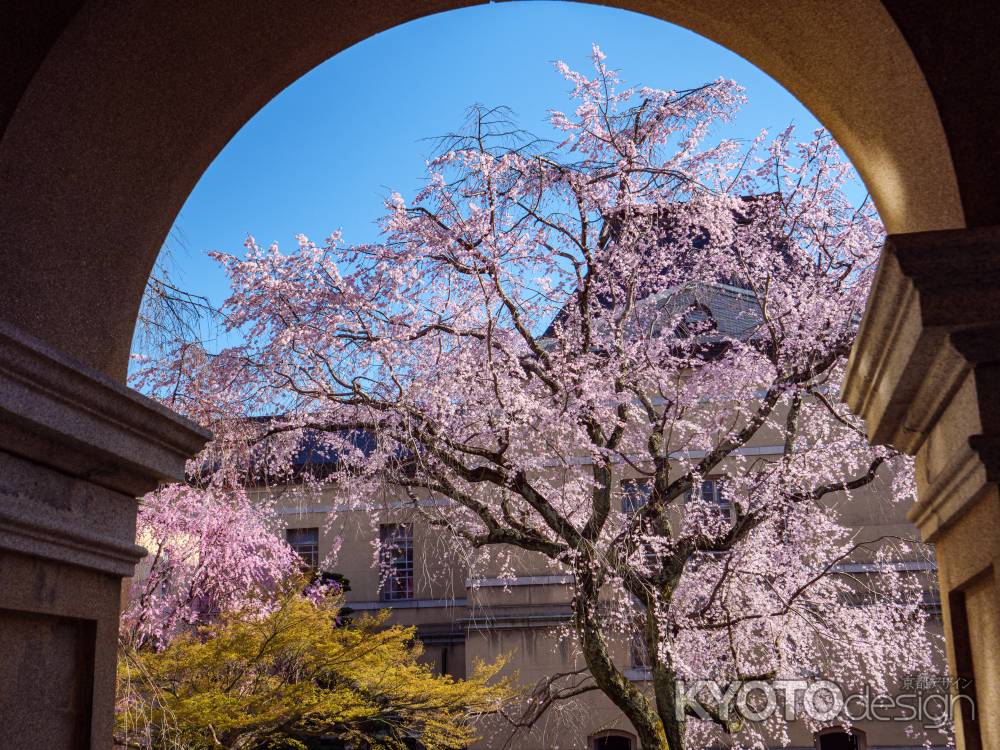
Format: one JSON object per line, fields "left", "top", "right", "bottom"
{"left": 843, "top": 227, "right": 1000, "bottom": 750}
{"left": 0, "top": 321, "right": 208, "bottom": 749}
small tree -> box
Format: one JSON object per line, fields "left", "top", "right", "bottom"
{"left": 121, "top": 484, "right": 301, "bottom": 652}
{"left": 117, "top": 589, "right": 511, "bottom": 749}
{"left": 135, "top": 48, "right": 940, "bottom": 749}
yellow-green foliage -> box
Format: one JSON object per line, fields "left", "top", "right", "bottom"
{"left": 117, "top": 592, "right": 511, "bottom": 749}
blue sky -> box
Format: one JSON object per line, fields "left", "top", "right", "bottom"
{"left": 161, "top": 1, "right": 829, "bottom": 319}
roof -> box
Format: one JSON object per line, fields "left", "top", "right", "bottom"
{"left": 541, "top": 195, "right": 775, "bottom": 345}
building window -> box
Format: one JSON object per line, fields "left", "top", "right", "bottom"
{"left": 814, "top": 727, "right": 866, "bottom": 750}
{"left": 922, "top": 589, "right": 943, "bottom": 621}
{"left": 286, "top": 527, "right": 319, "bottom": 570}
{"left": 621, "top": 478, "right": 652, "bottom": 514}
{"left": 686, "top": 478, "right": 733, "bottom": 519}
{"left": 630, "top": 619, "right": 651, "bottom": 669}
{"left": 591, "top": 731, "right": 636, "bottom": 750}
{"left": 676, "top": 302, "right": 717, "bottom": 339}
{"left": 621, "top": 479, "right": 661, "bottom": 569}
{"left": 379, "top": 523, "right": 414, "bottom": 601}
{"left": 624, "top": 478, "right": 731, "bottom": 517}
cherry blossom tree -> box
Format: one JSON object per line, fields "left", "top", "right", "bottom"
{"left": 134, "top": 47, "right": 939, "bottom": 750}
{"left": 120, "top": 483, "right": 300, "bottom": 652}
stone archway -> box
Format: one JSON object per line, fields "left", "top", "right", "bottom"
{"left": 0, "top": 0, "right": 963, "bottom": 382}
{"left": 0, "top": 2, "right": 997, "bottom": 748}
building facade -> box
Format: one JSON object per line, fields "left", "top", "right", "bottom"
{"left": 272, "top": 448, "right": 948, "bottom": 750}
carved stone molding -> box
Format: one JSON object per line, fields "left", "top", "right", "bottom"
{"left": 844, "top": 226, "right": 1000, "bottom": 454}
{"left": 0, "top": 320, "right": 209, "bottom": 747}
{"left": 844, "top": 227, "right": 1000, "bottom": 540}
{"left": 0, "top": 319, "right": 209, "bottom": 574}
{"left": 845, "top": 229, "right": 1000, "bottom": 750}
{"left": 0, "top": 319, "right": 209, "bottom": 495}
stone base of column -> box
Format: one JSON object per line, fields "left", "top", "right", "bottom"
{"left": 844, "top": 227, "right": 1000, "bottom": 750}
{"left": 0, "top": 320, "right": 208, "bottom": 749}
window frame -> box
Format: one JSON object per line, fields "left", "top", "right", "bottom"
{"left": 620, "top": 478, "right": 653, "bottom": 515}
{"left": 379, "top": 523, "right": 415, "bottom": 601}
{"left": 629, "top": 617, "right": 652, "bottom": 669}
{"left": 286, "top": 526, "right": 320, "bottom": 571}
{"left": 685, "top": 477, "right": 735, "bottom": 521}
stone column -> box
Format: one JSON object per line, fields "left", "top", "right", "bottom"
{"left": 843, "top": 227, "right": 1000, "bottom": 750}
{"left": 0, "top": 321, "right": 208, "bottom": 749}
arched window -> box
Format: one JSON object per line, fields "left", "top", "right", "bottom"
{"left": 676, "top": 302, "right": 717, "bottom": 339}
{"left": 814, "top": 726, "right": 867, "bottom": 750}
{"left": 591, "top": 730, "right": 636, "bottom": 750}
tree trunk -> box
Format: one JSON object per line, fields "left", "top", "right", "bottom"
{"left": 574, "top": 569, "right": 671, "bottom": 750}
{"left": 652, "top": 664, "right": 685, "bottom": 750}
{"left": 645, "top": 598, "right": 685, "bottom": 750}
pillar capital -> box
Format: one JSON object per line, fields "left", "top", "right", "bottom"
{"left": 843, "top": 227, "right": 1000, "bottom": 539}
{"left": 844, "top": 226, "right": 1000, "bottom": 454}
{"left": 0, "top": 319, "right": 208, "bottom": 576}
{"left": 0, "top": 319, "right": 208, "bottom": 495}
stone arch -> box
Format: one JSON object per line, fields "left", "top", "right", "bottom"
{"left": 0, "top": 0, "right": 962, "bottom": 381}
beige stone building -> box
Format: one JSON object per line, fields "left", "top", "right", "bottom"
{"left": 271, "top": 444, "right": 949, "bottom": 750}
